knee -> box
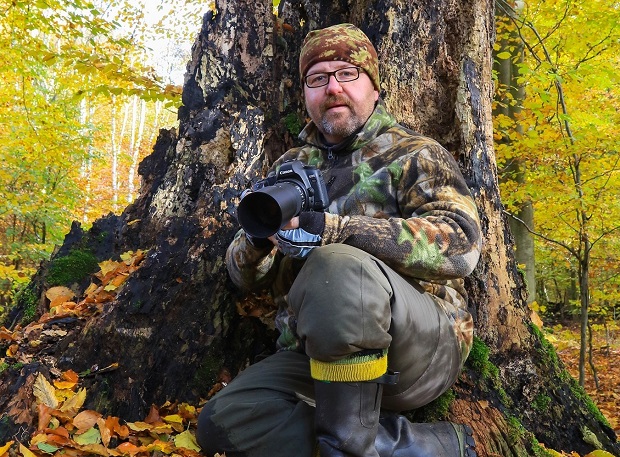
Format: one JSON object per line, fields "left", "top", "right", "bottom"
{"left": 289, "top": 244, "right": 393, "bottom": 361}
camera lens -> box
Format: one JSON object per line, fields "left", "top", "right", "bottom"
{"left": 237, "top": 182, "right": 305, "bottom": 238}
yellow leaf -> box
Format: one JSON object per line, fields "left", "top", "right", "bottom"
{"left": 163, "top": 414, "right": 184, "bottom": 424}
{"left": 45, "top": 286, "right": 75, "bottom": 304}
{"left": 74, "top": 443, "right": 109, "bottom": 456}
{"left": 19, "top": 443, "right": 38, "bottom": 457}
{"left": 144, "top": 439, "right": 175, "bottom": 454}
{"left": 60, "top": 388, "right": 87, "bottom": 413}
{"left": 120, "top": 251, "right": 135, "bottom": 261}
{"left": 0, "top": 441, "right": 14, "bottom": 456}
{"left": 585, "top": 452, "right": 616, "bottom": 457}
{"left": 85, "top": 283, "right": 99, "bottom": 295}
{"left": 126, "top": 421, "right": 152, "bottom": 432}
{"left": 98, "top": 260, "right": 120, "bottom": 276}
{"left": 173, "top": 430, "right": 201, "bottom": 452}
{"left": 33, "top": 374, "right": 59, "bottom": 409}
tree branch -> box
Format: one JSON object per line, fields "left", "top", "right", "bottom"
{"left": 503, "top": 209, "right": 579, "bottom": 259}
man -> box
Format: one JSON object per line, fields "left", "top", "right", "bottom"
{"left": 197, "top": 23, "right": 481, "bottom": 457}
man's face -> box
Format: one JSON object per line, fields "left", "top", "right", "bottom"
{"left": 303, "top": 60, "right": 379, "bottom": 144}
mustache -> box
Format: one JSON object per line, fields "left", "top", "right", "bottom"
{"left": 320, "top": 96, "right": 352, "bottom": 111}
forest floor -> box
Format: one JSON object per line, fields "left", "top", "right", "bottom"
{"left": 544, "top": 319, "right": 620, "bottom": 438}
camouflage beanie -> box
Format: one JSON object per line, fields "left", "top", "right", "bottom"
{"left": 299, "top": 23, "right": 380, "bottom": 90}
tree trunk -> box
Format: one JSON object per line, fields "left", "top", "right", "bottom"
{"left": 1, "top": 0, "right": 618, "bottom": 455}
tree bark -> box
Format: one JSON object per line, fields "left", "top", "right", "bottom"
{"left": 1, "top": 0, "right": 618, "bottom": 455}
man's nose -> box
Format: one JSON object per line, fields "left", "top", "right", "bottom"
{"left": 325, "top": 74, "right": 343, "bottom": 94}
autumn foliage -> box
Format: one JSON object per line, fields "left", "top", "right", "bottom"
{"left": 0, "top": 250, "right": 225, "bottom": 457}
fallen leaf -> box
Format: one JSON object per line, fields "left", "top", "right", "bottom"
{"left": 0, "top": 327, "right": 16, "bottom": 341}
{"left": 174, "top": 430, "right": 201, "bottom": 452}
{"left": 0, "top": 441, "right": 14, "bottom": 456}
{"left": 45, "top": 286, "right": 75, "bottom": 307}
{"left": 73, "top": 410, "right": 102, "bottom": 432}
{"left": 74, "top": 443, "right": 109, "bottom": 456}
{"left": 73, "top": 426, "right": 102, "bottom": 446}
{"left": 60, "top": 388, "right": 87, "bottom": 414}
{"left": 126, "top": 421, "right": 151, "bottom": 432}
{"left": 36, "top": 442, "right": 60, "bottom": 454}
{"left": 6, "top": 344, "right": 18, "bottom": 357}
{"left": 98, "top": 260, "right": 120, "bottom": 276}
{"left": 33, "top": 374, "right": 59, "bottom": 409}
{"left": 163, "top": 414, "right": 184, "bottom": 424}
{"left": 53, "top": 379, "right": 76, "bottom": 390}
{"left": 45, "top": 426, "right": 70, "bottom": 438}
{"left": 106, "top": 416, "right": 129, "bottom": 439}
{"left": 97, "top": 417, "right": 111, "bottom": 447}
{"left": 37, "top": 403, "right": 54, "bottom": 431}
{"left": 114, "top": 441, "right": 143, "bottom": 456}
{"left": 143, "top": 405, "right": 161, "bottom": 424}
{"left": 144, "top": 439, "right": 175, "bottom": 454}
{"left": 19, "top": 442, "right": 38, "bottom": 457}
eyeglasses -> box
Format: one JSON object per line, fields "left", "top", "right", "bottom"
{"left": 304, "top": 67, "right": 363, "bottom": 88}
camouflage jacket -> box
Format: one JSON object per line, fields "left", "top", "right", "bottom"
{"left": 226, "top": 101, "right": 482, "bottom": 354}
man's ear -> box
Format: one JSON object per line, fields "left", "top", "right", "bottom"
{"left": 374, "top": 90, "right": 379, "bottom": 102}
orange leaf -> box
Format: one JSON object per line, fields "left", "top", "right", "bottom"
{"left": 115, "top": 442, "right": 143, "bottom": 456}
{"left": 45, "top": 426, "right": 70, "bottom": 438}
{"left": 73, "top": 410, "right": 102, "bottom": 432}
{"left": 46, "top": 286, "right": 75, "bottom": 307}
{"left": 97, "top": 417, "right": 112, "bottom": 447}
{"left": 0, "top": 327, "right": 16, "bottom": 341}
{"left": 106, "top": 417, "right": 129, "bottom": 439}
{"left": 37, "top": 403, "right": 54, "bottom": 431}
{"left": 54, "top": 380, "right": 77, "bottom": 390}
{"left": 43, "top": 433, "right": 72, "bottom": 446}
{"left": 6, "top": 344, "right": 18, "bottom": 357}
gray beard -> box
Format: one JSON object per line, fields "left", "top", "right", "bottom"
{"left": 320, "top": 115, "right": 363, "bottom": 141}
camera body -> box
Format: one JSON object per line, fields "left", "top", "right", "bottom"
{"left": 237, "top": 160, "right": 330, "bottom": 238}
{"left": 254, "top": 160, "right": 329, "bottom": 212}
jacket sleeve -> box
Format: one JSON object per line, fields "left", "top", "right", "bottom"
{"left": 225, "top": 229, "right": 280, "bottom": 291}
{"left": 321, "top": 144, "right": 482, "bottom": 281}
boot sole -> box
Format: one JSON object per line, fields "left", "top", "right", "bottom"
{"left": 453, "top": 424, "right": 477, "bottom": 457}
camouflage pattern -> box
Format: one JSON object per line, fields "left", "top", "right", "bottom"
{"left": 226, "top": 100, "right": 482, "bottom": 364}
{"left": 299, "top": 23, "right": 381, "bottom": 90}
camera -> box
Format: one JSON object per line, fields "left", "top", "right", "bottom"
{"left": 237, "top": 160, "right": 329, "bottom": 238}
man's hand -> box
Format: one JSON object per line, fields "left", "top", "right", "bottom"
{"left": 271, "top": 213, "right": 325, "bottom": 259}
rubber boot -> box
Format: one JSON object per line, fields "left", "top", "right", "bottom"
{"left": 376, "top": 414, "right": 477, "bottom": 457}
{"left": 314, "top": 380, "right": 383, "bottom": 457}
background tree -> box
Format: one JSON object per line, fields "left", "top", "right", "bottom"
{"left": 493, "top": 0, "right": 620, "bottom": 387}
{"left": 0, "top": 0, "right": 195, "bottom": 311}
{"left": 1, "top": 0, "right": 619, "bottom": 456}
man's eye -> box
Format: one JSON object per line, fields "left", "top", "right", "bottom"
{"left": 338, "top": 70, "right": 355, "bottom": 78}
{"left": 308, "top": 74, "right": 326, "bottom": 84}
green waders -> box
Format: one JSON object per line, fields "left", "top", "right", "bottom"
{"left": 197, "top": 244, "right": 474, "bottom": 456}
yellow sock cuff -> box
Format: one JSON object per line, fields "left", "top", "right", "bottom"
{"left": 310, "top": 350, "right": 388, "bottom": 382}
